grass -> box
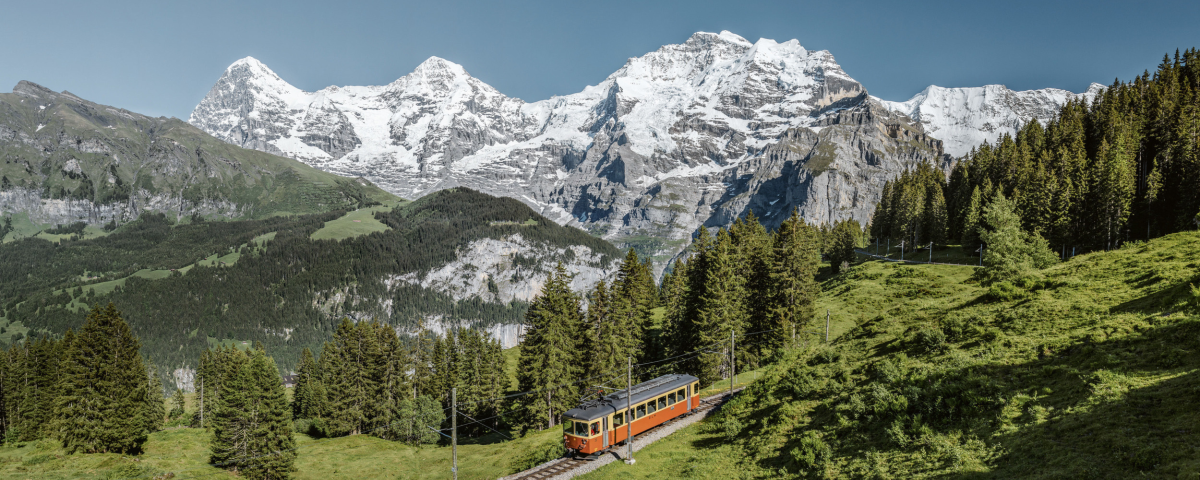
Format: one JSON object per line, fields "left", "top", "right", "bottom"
{"left": 586, "top": 231, "right": 1200, "bottom": 479}
{"left": 310, "top": 203, "right": 398, "bottom": 241}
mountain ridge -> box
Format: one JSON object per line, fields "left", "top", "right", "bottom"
{"left": 875, "top": 82, "right": 1105, "bottom": 157}
{"left": 0, "top": 80, "right": 395, "bottom": 231}
{"left": 190, "top": 31, "right": 947, "bottom": 271}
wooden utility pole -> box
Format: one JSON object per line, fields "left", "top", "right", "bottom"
{"left": 625, "top": 356, "right": 634, "bottom": 465}
{"left": 729, "top": 330, "right": 735, "bottom": 396}
{"left": 452, "top": 387, "right": 458, "bottom": 480}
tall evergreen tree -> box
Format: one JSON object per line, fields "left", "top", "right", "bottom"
{"left": 514, "top": 263, "right": 584, "bottom": 433}
{"left": 145, "top": 363, "right": 166, "bottom": 433}
{"left": 291, "top": 347, "right": 327, "bottom": 420}
{"left": 56, "top": 303, "right": 151, "bottom": 453}
{"left": 693, "top": 229, "right": 746, "bottom": 386}
{"left": 767, "top": 210, "right": 820, "bottom": 349}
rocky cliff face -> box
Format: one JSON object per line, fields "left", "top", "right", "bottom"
{"left": 191, "top": 31, "right": 948, "bottom": 271}
{"left": 875, "top": 83, "right": 1105, "bottom": 158}
{"left": 0, "top": 81, "right": 391, "bottom": 230}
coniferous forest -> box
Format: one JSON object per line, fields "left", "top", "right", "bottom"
{"left": 873, "top": 49, "right": 1200, "bottom": 255}
{"left": 0, "top": 188, "right": 619, "bottom": 375}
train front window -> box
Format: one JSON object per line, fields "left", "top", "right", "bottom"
{"left": 590, "top": 422, "right": 600, "bottom": 436}
{"left": 575, "top": 421, "right": 590, "bottom": 437}
{"left": 564, "top": 420, "right": 575, "bottom": 436}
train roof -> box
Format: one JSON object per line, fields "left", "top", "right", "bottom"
{"left": 563, "top": 374, "right": 698, "bottom": 421}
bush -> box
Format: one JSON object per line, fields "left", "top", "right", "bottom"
{"left": 914, "top": 327, "right": 948, "bottom": 353}
{"left": 293, "top": 418, "right": 327, "bottom": 438}
{"left": 790, "top": 431, "right": 833, "bottom": 471}
{"left": 986, "top": 282, "right": 1027, "bottom": 302}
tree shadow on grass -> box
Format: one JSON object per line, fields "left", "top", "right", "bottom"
{"left": 739, "top": 316, "right": 1200, "bottom": 478}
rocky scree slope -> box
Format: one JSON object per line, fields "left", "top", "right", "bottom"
{"left": 190, "top": 31, "right": 947, "bottom": 271}
{"left": 875, "top": 83, "right": 1105, "bottom": 158}
{"left": 0, "top": 81, "right": 392, "bottom": 229}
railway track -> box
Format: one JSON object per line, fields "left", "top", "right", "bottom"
{"left": 505, "top": 389, "right": 742, "bottom": 480}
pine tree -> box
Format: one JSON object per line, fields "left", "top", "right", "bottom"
{"left": 323, "top": 318, "right": 381, "bottom": 436}
{"left": 659, "top": 259, "right": 689, "bottom": 360}
{"left": 827, "top": 219, "right": 861, "bottom": 273}
{"left": 170, "top": 390, "right": 186, "bottom": 420}
{"left": 395, "top": 395, "right": 445, "bottom": 445}
{"left": 210, "top": 348, "right": 251, "bottom": 468}
{"left": 145, "top": 363, "right": 166, "bottom": 433}
{"left": 961, "top": 186, "right": 983, "bottom": 254}
{"left": 514, "top": 263, "right": 584, "bottom": 433}
{"left": 57, "top": 303, "right": 151, "bottom": 454}
{"left": 291, "top": 347, "right": 326, "bottom": 420}
{"left": 767, "top": 210, "right": 819, "bottom": 349}
{"left": 240, "top": 346, "right": 296, "bottom": 480}
{"left": 977, "top": 191, "right": 1059, "bottom": 284}
{"left": 693, "top": 229, "right": 746, "bottom": 386}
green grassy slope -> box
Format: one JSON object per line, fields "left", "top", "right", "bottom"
{"left": 1, "top": 188, "right": 620, "bottom": 371}
{"left": 0, "top": 81, "right": 395, "bottom": 225}
{"left": 586, "top": 232, "right": 1200, "bottom": 479}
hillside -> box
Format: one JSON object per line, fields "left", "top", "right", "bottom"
{"left": 0, "top": 188, "right": 621, "bottom": 382}
{"left": 585, "top": 231, "right": 1200, "bottom": 479}
{"left": 0, "top": 80, "right": 394, "bottom": 239}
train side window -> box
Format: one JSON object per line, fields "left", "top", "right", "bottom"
{"left": 658, "top": 396, "right": 667, "bottom": 410}
{"left": 677, "top": 388, "right": 686, "bottom": 400}
{"left": 614, "top": 412, "right": 624, "bottom": 426}
{"left": 647, "top": 400, "right": 657, "bottom": 414}
{"left": 636, "top": 404, "right": 646, "bottom": 419}
{"left": 591, "top": 422, "right": 600, "bottom": 436}
{"left": 564, "top": 420, "right": 574, "bottom": 436}
{"left": 667, "top": 392, "right": 676, "bottom": 404}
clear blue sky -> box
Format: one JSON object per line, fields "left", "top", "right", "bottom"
{"left": 2, "top": 0, "right": 1196, "bottom": 119}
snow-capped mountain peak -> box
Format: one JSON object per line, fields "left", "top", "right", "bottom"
{"left": 876, "top": 83, "right": 1105, "bottom": 157}
{"left": 189, "top": 32, "right": 948, "bottom": 273}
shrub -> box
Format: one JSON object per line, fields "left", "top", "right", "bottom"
{"left": 790, "top": 431, "right": 833, "bottom": 471}
{"left": 986, "top": 282, "right": 1027, "bottom": 302}
{"left": 914, "top": 326, "right": 948, "bottom": 353}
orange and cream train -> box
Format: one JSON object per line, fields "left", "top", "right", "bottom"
{"left": 562, "top": 374, "right": 700, "bottom": 456}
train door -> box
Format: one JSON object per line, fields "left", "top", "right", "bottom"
{"left": 602, "top": 417, "right": 609, "bottom": 448}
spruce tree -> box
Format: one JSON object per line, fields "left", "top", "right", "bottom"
{"left": 827, "top": 220, "right": 861, "bottom": 273}
{"left": 515, "top": 263, "right": 584, "bottom": 433}
{"left": 768, "top": 210, "right": 820, "bottom": 349}
{"left": 57, "top": 303, "right": 151, "bottom": 454}
{"left": 170, "top": 390, "right": 186, "bottom": 420}
{"left": 210, "top": 348, "right": 251, "bottom": 468}
{"left": 659, "top": 259, "right": 690, "bottom": 360}
{"left": 694, "top": 229, "right": 746, "bottom": 386}
{"left": 241, "top": 346, "right": 296, "bottom": 480}
{"left": 961, "top": 186, "right": 984, "bottom": 254}
{"left": 977, "top": 191, "right": 1059, "bottom": 284}
{"left": 145, "top": 363, "right": 166, "bottom": 433}
{"left": 291, "top": 347, "right": 326, "bottom": 420}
